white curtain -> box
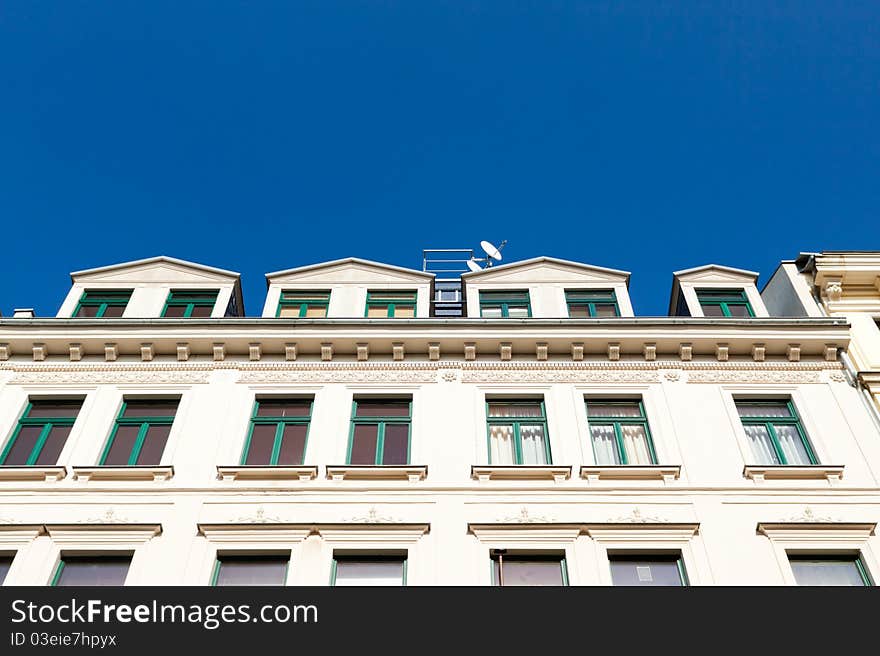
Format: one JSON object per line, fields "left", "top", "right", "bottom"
{"left": 519, "top": 425, "right": 547, "bottom": 464}
{"left": 591, "top": 425, "right": 619, "bottom": 465}
{"left": 621, "top": 425, "right": 652, "bottom": 464}
{"left": 790, "top": 560, "right": 865, "bottom": 586}
{"left": 334, "top": 560, "right": 404, "bottom": 586}
{"left": 774, "top": 425, "right": 812, "bottom": 464}
{"left": 743, "top": 425, "right": 779, "bottom": 464}
{"left": 489, "top": 425, "right": 515, "bottom": 464}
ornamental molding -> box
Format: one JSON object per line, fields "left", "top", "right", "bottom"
{"left": 685, "top": 370, "right": 822, "bottom": 384}
{"left": 83, "top": 508, "right": 133, "bottom": 524}
{"left": 496, "top": 507, "right": 557, "bottom": 524}
{"left": 603, "top": 507, "right": 670, "bottom": 524}
{"left": 227, "top": 506, "right": 285, "bottom": 524}
{"left": 342, "top": 507, "right": 401, "bottom": 524}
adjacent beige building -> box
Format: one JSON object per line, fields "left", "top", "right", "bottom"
{"left": 0, "top": 253, "right": 878, "bottom": 587}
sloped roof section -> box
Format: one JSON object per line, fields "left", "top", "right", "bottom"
{"left": 265, "top": 258, "right": 434, "bottom": 285}
{"left": 461, "top": 256, "right": 630, "bottom": 285}
{"left": 70, "top": 256, "right": 241, "bottom": 282}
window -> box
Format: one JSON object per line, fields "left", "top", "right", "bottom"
{"left": 73, "top": 290, "right": 131, "bottom": 318}
{"left": 0, "top": 399, "right": 82, "bottom": 466}
{"left": 479, "top": 290, "right": 531, "bottom": 318}
{"left": 0, "top": 555, "right": 12, "bottom": 584}
{"left": 365, "top": 291, "right": 416, "bottom": 318}
{"left": 696, "top": 289, "right": 754, "bottom": 317}
{"left": 348, "top": 399, "right": 411, "bottom": 465}
{"left": 566, "top": 289, "right": 619, "bottom": 318}
{"left": 491, "top": 552, "right": 567, "bottom": 586}
{"left": 586, "top": 400, "right": 657, "bottom": 465}
{"left": 486, "top": 400, "right": 550, "bottom": 465}
{"left": 332, "top": 555, "right": 406, "bottom": 586}
{"left": 610, "top": 555, "right": 687, "bottom": 586}
{"left": 736, "top": 399, "right": 816, "bottom": 465}
{"left": 277, "top": 290, "right": 330, "bottom": 318}
{"left": 789, "top": 555, "right": 872, "bottom": 586}
{"left": 53, "top": 556, "right": 131, "bottom": 586}
{"left": 101, "top": 399, "right": 179, "bottom": 466}
{"left": 213, "top": 555, "right": 289, "bottom": 586}
{"left": 161, "top": 289, "right": 218, "bottom": 318}
{"left": 242, "top": 398, "right": 311, "bottom": 466}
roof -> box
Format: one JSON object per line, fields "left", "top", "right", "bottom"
{"left": 461, "top": 256, "right": 631, "bottom": 282}
{"left": 672, "top": 264, "right": 759, "bottom": 280}
{"left": 265, "top": 257, "right": 435, "bottom": 281}
{"left": 70, "top": 256, "right": 240, "bottom": 280}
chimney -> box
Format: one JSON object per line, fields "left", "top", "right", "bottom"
{"left": 12, "top": 308, "right": 35, "bottom": 318}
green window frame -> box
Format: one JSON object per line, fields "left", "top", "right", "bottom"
{"left": 99, "top": 399, "right": 178, "bottom": 466}
{"left": 696, "top": 288, "right": 754, "bottom": 317}
{"left": 735, "top": 399, "right": 817, "bottom": 465}
{"left": 211, "top": 554, "right": 290, "bottom": 586}
{"left": 609, "top": 554, "right": 689, "bottom": 586}
{"left": 479, "top": 290, "right": 531, "bottom": 318}
{"left": 276, "top": 290, "right": 331, "bottom": 318}
{"left": 0, "top": 400, "right": 82, "bottom": 466}
{"left": 241, "top": 398, "right": 312, "bottom": 466}
{"left": 586, "top": 399, "right": 657, "bottom": 465}
{"left": 486, "top": 400, "right": 551, "bottom": 465}
{"left": 73, "top": 290, "right": 132, "bottom": 318}
{"left": 565, "top": 289, "right": 620, "bottom": 317}
{"left": 161, "top": 289, "right": 219, "bottom": 318}
{"left": 364, "top": 291, "right": 417, "bottom": 318}
{"left": 330, "top": 555, "right": 408, "bottom": 586}
{"left": 347, "top": 398, "right": 412, "bottom": 465}
{"left": 788, "top": 555, "right": 873, "bottom": 586}
{"left": 491, "top": 553, "right": 569, "bottom": 586}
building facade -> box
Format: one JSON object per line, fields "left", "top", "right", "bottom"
{"left": 0, "top": 254, "right": 879, "bottom": 586}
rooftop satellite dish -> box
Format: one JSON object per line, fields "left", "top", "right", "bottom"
{"left": 481, "top": 240, "right": 504, "bottom": 261}
{"left": 466, "top": 258, "right": 484, "bottom": 272}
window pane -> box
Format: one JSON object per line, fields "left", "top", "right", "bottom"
{"left": 736, "top": 402, "right": 792, "bottom": 418}
{"left": 304, "top": 306, "right": 327, "bottom": 318}
{"left": 101, "top": 305, "right": 126, "bottom": 318}
{"left": 188, "top": 305, "right": 213, "bottom": 318}
{"left": 367, "top": 292, "right": 415, "bottom": 301}
{"left": 277, "top": 424, "right": 308, "bottom": 465}
{"left": 350, "top": 424, "right": 378, "bottom": 464}
{"left": 282, "top": 291, "right": 330, "bottom": 302}
{"left": 367, "top": 306, "right": 390, "bottom": 318}
{"left": 726, "top": 304, "right": 751, "bottom": 317}
{"left": 394, "top": 306, "right": 415, "bottom": 318}
{"left": 593, "top": 304, "right": 619, "bottom": 317}
{"left": 381, "top": 424, "right": 409, "bottom": 465}
{"left": 773, "top": 425, "right": 812, "bottom": 465}
{"left": 481, "top": 306, "right": 503, "bottom": 318}
{"left": 489, "top": 425, "right": 515, "bottom": 464}
{"left": 162, "top": 305, "right": 187, "bottom": 318}
{"left": 0, "top": 555, "right": 12, "bottom": 584}
{"left": 488, "top": 403, "right": 543, "bottom": 418}
{"left": 507, "top": 305, "right": 529, "bottom": 318}
{"left": 568, "top": 304, "right": 591, "bottom": 318}
{"left": 244, "top": 424, "right": 277, "bottom": 465}
{"left": 122, "top": 400, "right": 179, "bottom": 418}
{"left": 103, "top": 425, "right": 140, "bottom": 466}
{"left": 586, "top": 402, "right": 641, "bottom": 418}
{"left": 75, "top": 304, "right": 99, "bottom": 318}
{"left": 610, "top": 557, "right": 684, "bottom": 586}
{"left": 519, "top": 424, "right": 548, "bottom": 465}
{"left": 215, "top": 556, "right": 288, "bottom": 586}
{"left": 700, "top": 304, "right": 726, "bottom": 317}
{"left": 2, "top": 425, "right": 43, "bottom": 466}
{"left": 34, "top": 425, "right": 72, "bottom": 466}
{"left": 56, "top": 557, "right": 131, "bottom": 586}
{"left": 135, "top": 424, "right": 171, "bottom": 465}
{"left": 590, "top": 425, "right": 620, "bottom": 465}
{"left": 27, "top": 400, "right": 82, "bottom": 418}
{"left": 743, "top": 425, "right": 780, "bottom": 465}
{"left": 790, "top": 558, "right": 867, "bottom": 586}
{"left": 496, "top": 558, "right": 564, "bottom": 586}
{"left": 278, "top": 306, "right": 300, "bottom": 318}
{"left": 355, "top": 401, "right": 409, "bottom": 417}
{"left": 621, "top": 424, "right": 653, "bottom": 464}
{"left": 334, "top": 558, "right": 404, "bottom": 586}
{"left": 257, "top": 400, "right": 311, "bottom": 418}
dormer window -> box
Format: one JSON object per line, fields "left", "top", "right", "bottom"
{"left": 277, "top": 291, "right": 330, "bottom": 318}
{"left": 365, "top": 291, "right": 416, "bottom": 318}
{"left": 696, "top": 289, "right": 754, "bottom": 318}
{"left": 566, "top": 289, "right": 619, "bottom": 318}
{"left": 479, "top": 291, "right": 531, "bottom": 318}
{"left": 161, "top": 290, "right": 218, "bottom": 318}
{"left": 73, "top": 290, "right": 132, "bottom": 318}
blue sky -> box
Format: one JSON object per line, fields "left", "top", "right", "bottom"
{"left": 1, "top": 2, "right": 877, "bottom": 316}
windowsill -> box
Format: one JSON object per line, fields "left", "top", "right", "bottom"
{"left": 0, "top": 465, "right": 67, "bottom": 482}
{"left": 216, "top": 465, "right": 318, "bottom": 482}
{"left": 743, "top": 465, "right": 844, "bottom": 483}
{"left": 326, "top": 465, "right": 428, "bottom": 482}
{"left": 580, "top": 465, "right": 681, "bottom": 483}
{"left": 470, "top": 465, "right": 571, "bottom": 482}
{"left": 71, "top": 465, "right": 175, "bottom": 482}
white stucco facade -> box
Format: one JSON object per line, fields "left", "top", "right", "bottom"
{"left": 1, "top": 255, "right": 879, "bottom": 586}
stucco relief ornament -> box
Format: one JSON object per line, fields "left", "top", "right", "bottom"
{"left": 344, "top": 507, "right": 399, "bottom": 523}
{"left": 782, "top": 506, "right": 836, "bottom": 523}
{"left": 84, "top": 508, "right": 131, "bottom": 523}
{"left": 498, "top": 507, "right": 556, "bottom": 523}
{"left": 825, "top": 281, "right": 843, "bottom": 302}
{"left": 438, "top": 369, "right": 460, "bottom": 383}
{"left": 826, "top": 371, "right": 846, "bottom": 383}
{"left": 662, "top": 370, "right": 683, "bottom": 382}
{"left": 229, "top": 506, "right": 284, "bottom": 524}
{"left": 606, "top": 507, "right": 668, "bottom": 523}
